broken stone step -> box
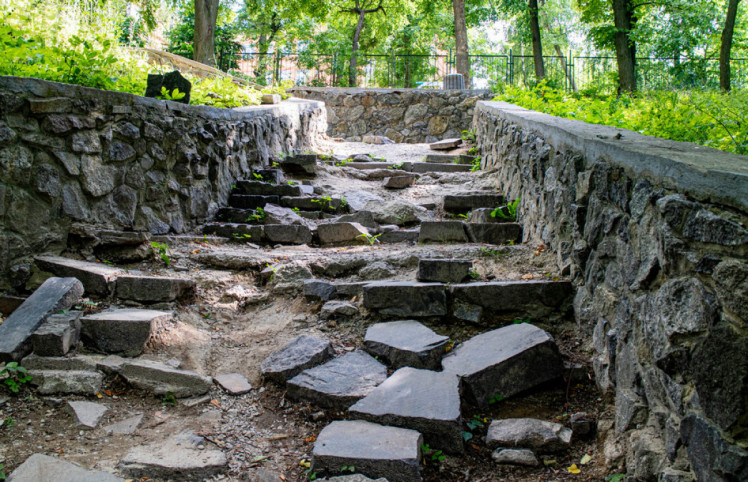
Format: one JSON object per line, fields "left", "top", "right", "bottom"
{"left": 67, "top": 400, "right": 108, "bottom": 429}
{"left": 261, "top": 335, "right": 335, "bottom": 384}
{"left": 279, "top": 154, "right": 317, "bottom": 175}
{"left": 429, "top": 138, "right": 462, "bottom": 150}
{"left": 0, "top": 277, "right": 84, "bottom": 362}
{"left": 7, "top": 453, "right": 124, "bottom": 482}
{"left": 35, "top": 256, "right": 121, "bottom": 297}
{"left": 418, "top": 221, "right": 469, "bottom": 244}
{"left": 411, "top": 162, "right": 471, "bottom": 173}
{"left": 228, "top": 194, "right": 279, "bottom": 209}
{"left": 332, "top": 281, "right": 371, "bottom": 299}
{"left": 318, "top": 222, "right": 369, "bottom": 245}
{"left": 442, "top": 323, "right": 563, "bottom": 407}
{"left": 383, "top": 174, "right": 418, "bottom": 189}
{"left": 114, "top": 359, "right": 213, "bottom": 398}
{"left": 443, "top": 193, "right": 505, "bottom": 213}
{"left": 363, "top": 282, "right": 447, "bottom": 317}
{"left": 81, "top": 309, "right": 172, "bottom": 357}
{"left": 202, "top": 223, "right": 263, "bottom": 242}
{"left": 417, "top": 258, "right": 472, "bottom": 283}
{"left": 486, "top": 418, "right": 572, "bottom": 453}
{"left": 466, "top": 223, "right": 522, "bottom": 244}
{"left": 363, "top": 320, "right": 448, "bottom": 370}
{"left": 215, "top": 207, "right": 256, "bottom": 223}
{"left": 379, "top": 228, "right": 420, "bottom": 244}
{"left": 280, "top": 196, "right": 346, "bottom": 213}
{"left": 349, "top": 368, "right": 463, "bottom": 454}
{"left": 287, "top": 351, "right": 387, "bottom": 410}
{"left": 312, "top": 420, "right": 423, "bottom": 481}
{"left": 30, "top": 370, "right": 104, "bottom": 395}
{"left": 449, "top": 280, "right": 573, "bottom": 319}
{"left": 236, "top": 180, "right": 303, "bottom": 197}
{"left": 115, "top": 275, "right": 195, "bottom": 304}
{"left": 263, "top": 224, "right": 313, "bottom": 244}
{"left": 32, "top": 311, "right": 82, "bottom": 356}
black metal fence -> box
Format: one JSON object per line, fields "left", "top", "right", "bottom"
{"left": 220, "top": 49, "right": 748, "bottom": 92}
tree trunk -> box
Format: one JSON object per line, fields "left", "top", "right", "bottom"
{"left": 612, "top": 0, "right": 636, "bottom": 93}
{"left": 349, "top": 10, "right": 366, "bottom": 87}
{"left": 529, "top": 0, "right": 545, "bottom": 80}
{"left": 554, "top": 44, "right": 576, "bottom": 91}
{"left": 720, "top": 0, "right": 740, "bottom": 91}
{"left": 453, "top": 0, "right": 470, "bottom": 87}
{"left": 194, "top": 0, "right": 219, "bottom": 67}
{"left": 255, "top": 34, "right": 269, "bottom": 83}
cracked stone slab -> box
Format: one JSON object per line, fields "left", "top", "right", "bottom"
{"left": 115, "top": 359, "right": 212, "bottom": 398}
{"left": 81, "top": 309, "right": 171, "bottom": 357}
{"left": 313, "top": 420, "right": 423, "bottom": 481}
{"left": 349, "top": 367, "right": 463, "bottom": 453}
{"left": 214, "top": 373, "right": 252, "bottom": 395}
{"left": 67, "top": 401, "right": 108, "bottom": 429}
{"left": 363, "top": 282, "right": 447, "bottom": 317}
{"left": 442, "top": 323, "right": 563, "bottom": 407}
{"left": 363, "top": 320, "right": 448, "bottom": 370}
{"left": 35, "top": 255, "right": 122, "bottom": 297}
{"left": 287, "top": 351, "right": 387, "bottom": 410}
{"left": 486, "top": 418, "right": 572, "bottom": 453}
{"left": 261, "top": 335, "right": 335, "bottom": 384}
{"left": 6, "top": 453, "right": 124, "bottom": 481}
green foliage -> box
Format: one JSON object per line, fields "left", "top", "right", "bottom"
{"left": 150, "top": 242, "right": 170, "bottom": 267}
{"left": 420, "top": 443, "right": 446, "bottom": 463}
{"left": 247, "top": 207, "right": 266, "bottom": 223}
{"left": 461, "top": 129, "right": 476, "bottom": 141}
{"left": 491, "top": 197, "right": 520, "bottom": 220}
{"left": 1, "top": 362, "right": 32, "bottom": 394}
{"left": 161, "top": 391, "right": 177, "bottom": 406}
{"left": 356, "top": 233, "right": 382, "bottom": 245}
{"left": 470, "top": 158, "right": 482, "bottom": 172}
{"left": 496, "top": 81, "right": 748, "bottom": 155}
{"left": 606, "top": 474, "right": 626, "bottom": 482}
{"left": 489, "top": 394, "right": 504, "bottom": 404}
{"left": 158, "top": 87, "right": 186, "bottom": 101}
{"left": 340, "top": 465, "right": 356, "bottom": 473}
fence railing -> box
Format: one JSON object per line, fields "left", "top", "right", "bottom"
{"left": 220, "top": 49, "right": 748, "bottom": 92}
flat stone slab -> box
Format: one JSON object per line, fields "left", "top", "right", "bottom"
{"left": 118, "top": 430, "right": 227, "bottom": 480}
{"left": 287, "top": 351, "right": 387, "bottom": 410}
{"left": 320, "top": 300, "right": 359, "bottom": 319}
{"left": 31, "top": 370, "right": 103, "bottom": 395}
{"left": 104, "top": 413, "right": 143, "bottom": 435}
{"left": 32, "top": 311, "right": 81, "bottom": 356}
{"left": 214, "top": 373, "right": 252, "bottom": 395}
{"left": 115, "top": 359, "right": 212, "bottom": 398}
{"left": 379, "top": 228, "right": 420, "bottom": 244}
{"left": 417, "top": 258, "right": 472, "bottom": 283}
{"left": 430, "top": 138, "right": 462, "bottom": 150}
{"left": 35, "top": 256, "right": 122, "bottom": 296}
{"left": 81, "top": 309, "right": 171, "bottom": 357}
{"left": 383, "top": 175, "right": 417, "bottom": 189}
{"left": 67, "top": 401, "right": 108, "bottom": 429}
{"left": 349, "top": 368, "right": 463, "bottom": 453}
{"left": 236, "top": 180, "right": 303, "bottom": 197}
{"left": 465, "top": 223, "right": 522, "bottom": 244}
{"left": 411, "top": 162, "right": 471, "bottom": 173}
{"left": 6, "top": 453, "right": 124, "bottom": 482}
{"left": 281, "top": 196, "right": 345, "bottom": 213}
{"left": 449, "top": 280, "right": 573, "bottom": 318}
{"left": 491, "top": 448, "right": 540, "bottom": 466}
{"left": 442, "top": 323, "right": 563, "bottom": 407}
{"left": 418, "top": 221, "right": 469, "bottom": 243}
{"left": 263, "top": 224, "right": 313, "bottom": 244}
{"left": 115, "top": 276, "right": 195, "bottom": 303}
{"left": 280, "top": 154, "right": 317, "bottom": 175}
{"left": 363, "top": 282, "right": 447, "bottom": 317}
{"left": 363, "top": 320, "right": 448, "bottom": 370}
{"left": 228, "top": 194, "right": 280, "bottom": 209}
{"left": 261, "top": 335, "right": 335, "bottom": 383}
{"left": 303, "top": 279, "right": 337, "bottom": 301}
{"left": 202, "top": 223, "right": 263, "bottom": 241}
{"left": 313, "top": 420, "right": 423, "bottom": 481}
{"left": 318, "top": 222, "right": 369, "bottom": 245}
{"left": 0, "top": 277, "right": 84, "bottom": 362}
{"left": 486, "top": 418, "right": 572, "bottom": 453}
{"left": 443, "top": 193, "right": 505, "bottom": 213}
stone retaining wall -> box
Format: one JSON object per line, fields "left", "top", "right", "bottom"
{"left": 289, "top": 86, "right": 493, "bottom": 143}
{"left": 474, "top": 101, "right": 748, "bottom": 481}
{"left": 0, "top": 76, "right": 325, "bottom": 289}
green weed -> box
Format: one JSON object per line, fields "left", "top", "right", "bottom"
{"left": 356, "top": 233, "right": 382, "bottom": 245}
{"left": 491, "top": 197, "right": 520, "bottom": 221}
{"left": 150, "top": 242, "right": 170, "bottom": 267}
{"left": 1, "top": 362, "right": 32, "bottom": 394}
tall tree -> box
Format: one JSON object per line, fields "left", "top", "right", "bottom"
{"left": 194, "top": 0, "right": 220, "bottom": 66}
{"left": 528, "top": 0, "right": 545, "bottom": 79}
{"left": 612, "top": 0, "right": 636, "bottom": 92}
{"left": 342, "top": 0, "right": 385, "bottom": 86}
{"left": 453, "top": 0, "right": 471, "bottom": 85}
{"left": 720, "top": 0, "right": 741, "bottom": 91}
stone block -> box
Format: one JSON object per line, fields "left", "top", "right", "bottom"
{"left": 418, "top": 221, "right": 468, "bottom": 243}
{"left": 318, "top": 222, "right": 369, "bottom": 245}
{"left": 31, "top": 370, "right": 103, "bottom": 395}
{"left": 430, "top": 138, "right": 462, "bottom": 150}
{"left": 486, "top": 418, "right": 572, "bottom": 453}
{"left": 81, "top": 309, "right": 171, "bottom": 357}
{"left": 263, "top": 203, "right": 310, "bottom": 226}
{"left": 228, "top": 194, "right": 279, "bottom": 209}
{"left": 449, "top": 280, "right": 573, "bottom": 319}
{"left": 379, "top": 228, "right": 420, "bottom": 244}
{"left": 312, "top": 420, "right": 422, "bottom": 481}
{"left": 115, "top": 276, "right": 196, "bottom": 303}
{"left": 320, "top": 300, "right": 358, "bottom": 319}
{"left": 202, "top": 223, "right": 263, "bottom": 241}
{"left": 67, "top": 400, "right": 108, "bottom": 429}
{"left": 442, "top": 323, "right": 563, "bottom": 407}
{"left": 236, "top": 180, "right": 303, "bottom": 197}
{"left": 349, "top": 368, "right": 463, "bottom": 453}
{"left": 35, "top": 256, "right": 121, "bottom": 297}
{"left": 6, "top": 453, "right": 124, "bottom": 482}
{"left": 443, "top": 194, "right": 505, "bottom": 213}
{"left": 465, "top": 223, "right": 522, "bottom": 244}
{"left": 417, "top": 258, "right": 472, "bottom": 283}
{"left": 115, "top": 359, "right": 212, "bottom": 398}
{"left": 145, "top": 70, "right": 191, "bottom": 104}
{"left": 0, "top": 277, "right": 84, "bottom": 362}
{"left": 29, "top": 98, "right": 72, "bottom": 114}
{"left": 280, "top": 154, "right": 317, "bottom": 175}
{"left": 262, "top": 94, "right": 281, "bottom": 104}
{"left": 287, "top": 351, "right": 387, "bottom": 410}
{"left": 363, "top": 320, "right": 448, "bottom": 370}
{"left": 467, "top": 207, "right": 508, "bottom": 224}
{"left": 303, "top": 279, "right": 337, "bottom": 301}
{"left": 383, "top": 175, "right": 417, "bottom": 189}
{"left": 280, "top": 196, "right": 345, "bottom": 213}
{"left": 410, "top": 162, "right": 471, "bottom": 173}
{"left": 261, "top": 335, "right": 334, "bottom": 383}
{"left": 363, "top": 282, "right": 447, "bottom": 317}
{"left": 32, "top": 311, "right": 82, "bottom": 356}
{"left": 263, "top": 224, "right": 313, "bottom": 244}
{"left": 214, "top": 373, "right": 252, "bottom": 395}
{"left": 491, "top": 448, "right": 540, "bottom": 466}
{"left": 255, "top": 169, "right": 284, "bottom": 184}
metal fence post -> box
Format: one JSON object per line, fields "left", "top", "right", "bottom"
{"left": 508, "top": 49, "right": 513, "bottom": 85}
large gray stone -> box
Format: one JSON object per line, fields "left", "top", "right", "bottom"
{"left": 27, "top": 352, "right": 103, "bottom": 395}
{"left": 263, "top": 203, "right": 310, "bottom": 226}
{"left": 442, "top": 323, "right": 563, "bottom": 406}
{"left": 303, "top": 279, "right": 337, "bottom": 301}
{"left": 237, "top": 180, "right": 303, "bottom": 197}
{"left": 491, "top": 448, "right": 540, "bottom": 466}
{"left": 229, "top": 194, "right": 280, "bottom": 210}
{"left": 35, "top": 256, "right": 121, "bottom": 297}
{"left": 363, "top": 320, "right": 448, "bottom": 370}
{"left": 417, "top": 258, "right": 472, "bottom": 283}
{"left": 363, "top": 282, "right": 447, "bottom": 317}
{"left": 465, "top": 223, "right": 522, "bottom": 244}
{"left": 67, "top": 400, "right": 108, "bottom": 429}
{"left": 281, "top": 196, "right": 345, "bottom": 213}
{"left": 383, "top": 175, "right": 417, "bottom": 189}
{"left": 411, "top": 162, "right": 471, "bottom": 173}
{"left": 32, "top": 311, "right": 81, "bottom": 356}
{"left": 334, "top": 210, "right": 378, "bottom": 229}
{"left": 349, "top": 368, "right": 463, "bottom": 453}
{"left": 280, "top": 154, "right": 317, "bottom": 175}
{"left": 202, "top": 223, "right": 263, "bottom": 241}
{"left": 443, "top": 193, "right": 505, "bottom": 213}
{"left": 364, "top": 199, "right": 430, "bottom": 226}
{"left": 0, "top": 277, "right": 84, "bottom": 362}
{"left": 320, "top": 300, "right": 359, "bottom": 319}
{"left": 486, "top": 418, "right": 572, "bottom": 453}
{"left": 287, "top": 351, "right": 387, "bottom": 410}
{"left": 115, "top": 276, "right": 196, "bottom": 303}
{"left": 80, "top": 309, "right": 171, "bottom": 357}
{"left": 430, "top": 138, "right": 461, "bottom": 150}
{"left": 6, "top": 453, "right": 124, "bottom": 482}
{"left": 214, "top": 373, "right": 252, "bottom": 395}
{"left": 115, "top": 359, "right": 212, "bottom": 398}
{"left": 263, "top": 224, "right": 313, "bottom": 244}
{"left": 418, "top": 221, "right": 468, "bottom": 243}
{"left": 344, "top": 190, "right": 384, "bottom": 212}
{"left": 449, "top": 280, "right": 573, "bottom": 319}
{"left": 261, "top": 335, "right": 335, "bottom": 383}
{"left": 318, "top": 222, "right": 370, "bottom": 245}
{"left": 313, "top": 420, "right": 422, "bottom": 481}
{"left": 680, "top": 413, "right": 748, "bottom": 482}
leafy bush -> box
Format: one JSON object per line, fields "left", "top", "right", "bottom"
{"left": 495, "top": 81, "right": 748, "bottom": 155}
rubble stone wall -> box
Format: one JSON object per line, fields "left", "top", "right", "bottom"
{"left": 289, "top": 86, "right": 493, "bottom": 143}
{"left": 0, "top": 76, "right": 325, "bottom": 289}
{"left": 474, "top": 101, "right": 748, "bottom": 481}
